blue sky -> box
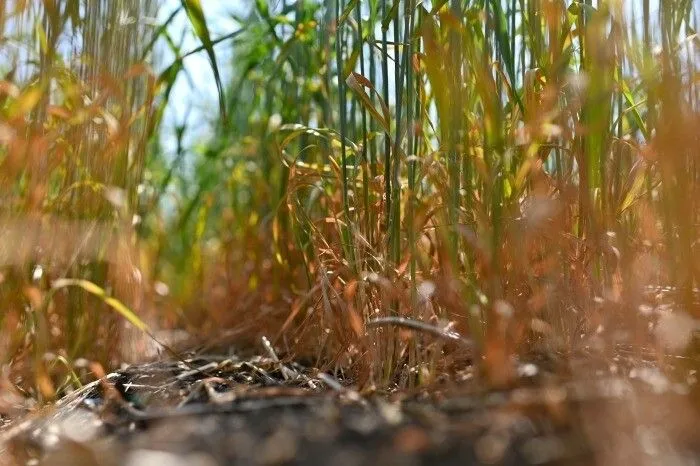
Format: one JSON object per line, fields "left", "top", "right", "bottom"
{"left": 157, "top": 0, "right": 248, "bottom": 154}
{"left": 155, "top": 0, "right": 681, "bottom": 156}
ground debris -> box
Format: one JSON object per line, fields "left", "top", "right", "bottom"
{"left": 1, "top": 352, "right": 698, "bottom": 466}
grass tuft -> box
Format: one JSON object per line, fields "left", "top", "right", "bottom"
{"left": 0, "top": 0, "right": 697, "bottom": 400}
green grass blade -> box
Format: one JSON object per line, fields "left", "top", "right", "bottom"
{"left": 338, "top": 0, "right": 360, "bottom": 27}
{"left": 51, "top": 279, "right": 150, "bottom": 333}
{"left": 488, "top": 0, "right": 523, "bottom": 114}
{"left": 382, "top": 1, "right": 399, "bottom": 31}
{"left": 346, "top": 71, "right": 392, "bottom": 134}
{"left": 181, "top": 0, "right": 226, "bottom": 120}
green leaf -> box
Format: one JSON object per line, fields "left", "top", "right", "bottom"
{"left": 346, "top": 72, "right": 391, "bottom": 135}
{"left": 488, "top": 0, "right": 523, "bottom": 114}
{"left": 8, "top": 84, "right": 44, "bottom": 119}
{"left": 278, "top": 123, "right": 360, "bottom": 155}
{"left": 51, "top": 279, "right": 150, "bottom": 333}
{"left": 568, "top": 1, "right": 598, "bottom": 19}
{"left": 619, "top": 163, "right": 647, "bottom": 214}
{"left": 256, "top": 0, "right": 269, "bottom": 18}
{"left": 342, "top": 42, "right": 362, "bottom": 78}
{"left": 338, "top": 0, "right": 360, "bottom": 28}
{"left": 430, "top": 0, "right": 450, "bottom": 15}
{"left": 382, "top": 1, "right": 400, "bottom": 31}
{"left": 181, "top": 0, "right": 226, "bottom": 120}
{"left": 141, "top": 6, "right": 183, "bottom": 61}
{"left": 618, "top": 78, "right": 650, "bottom": 141}
{"left": 420, "top": 12, "right": 450, "bottom": 139}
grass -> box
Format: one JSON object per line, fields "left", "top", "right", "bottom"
{"left": 0, "top": 0, "right": 698, "bottom": 404}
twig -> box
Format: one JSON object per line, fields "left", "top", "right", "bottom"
{"left": 366, "top": 317, "right": 476, "bottom": 352}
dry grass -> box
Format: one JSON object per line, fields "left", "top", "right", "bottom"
{"left": 0, "top": 0, "right": 698, "bottom": 408}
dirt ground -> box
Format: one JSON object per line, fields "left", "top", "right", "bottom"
{"left": 1, "top": 349, "right": 699, "bottom": 466}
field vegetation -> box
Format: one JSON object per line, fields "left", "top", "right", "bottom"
{"left": 0, "top": 0, "right": 698, "bottom": 405}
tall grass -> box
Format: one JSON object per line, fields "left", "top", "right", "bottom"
{"left": 241, "top": 0, "right": 699, "bottom": 387}
{"left": 0, "top": 0, "right": 698, "bottom": 401}
{"left": 0, "top": 0, "right": 156, "bottom": 400}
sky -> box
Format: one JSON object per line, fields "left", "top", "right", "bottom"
{"left": 157, "top": 0, "right": 248, "bottom": 155}
{"left": 155, "top": 0, "right": 682, "bottom": 157}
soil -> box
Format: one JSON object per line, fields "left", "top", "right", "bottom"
{"left": 1, "top": 346, "right": 699, "bottom": 466}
